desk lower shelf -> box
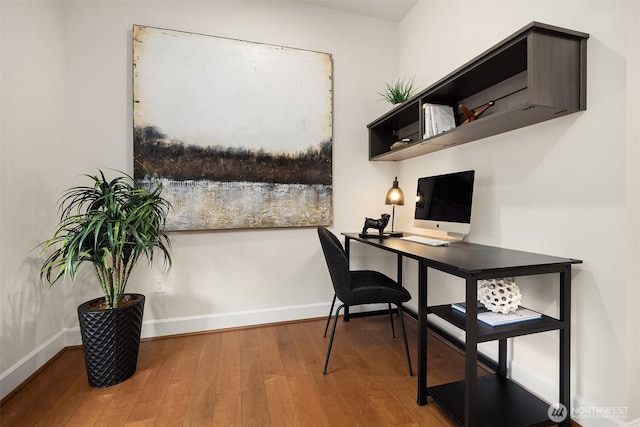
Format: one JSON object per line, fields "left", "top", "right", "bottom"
{"left": 428, "top": 304, "right": 565, "bottom": 342}
{"left": 428, "top": 374, "right": 553, "bottom": 426}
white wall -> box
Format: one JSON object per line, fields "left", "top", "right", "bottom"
{"left": 0, "top": 0, "right": 400, "bottom": 398}
{"left": 626, "top": 2, "right": 640, "bottom": 424}
{"left": 386, "top": 1, "right": 638, "bottom": 425}
{"left": 0, "top": 0, "right": 74, "bottom": 398}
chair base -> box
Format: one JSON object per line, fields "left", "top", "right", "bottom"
{"left": 323, "top": 303, "right": 413, "bottom": 377}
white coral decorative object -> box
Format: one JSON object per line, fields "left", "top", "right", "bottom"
{"left": 478, "top": 277, "right": 522, "bottom": 314}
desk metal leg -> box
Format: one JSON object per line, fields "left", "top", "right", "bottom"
{"left": 498, "top": 339, "right": 508, "bottom": 377}
{"left": 417, "top": 260, "right": 428, "bottom": 405}
{"left": 464, "top": 276, "right": 478, "bottom": 426}
{"left": 344, "top": 237, "right": 351, "bottom": 322}
{"left": 559, "top": 267, "right": 571, "bottom": 426}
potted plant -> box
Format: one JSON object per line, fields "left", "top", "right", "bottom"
{"left": 38, "top": 170, "right": 172, "bottom": 387}
{"left": 379, "top": 76, "right": 417, "bottom": 105}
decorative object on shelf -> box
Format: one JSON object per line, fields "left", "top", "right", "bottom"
{"left": 391, "top": 138, "right": 412, "bottom": 150}
{"left": 37, "top": 170, "right": 172, "bottom": 387}
{"left": 379, "top": 76, "right": 417, "bottom": 104}
{"left": 384, "top": 177, "right": 404, "bottom": 237}
{"left": 360, "top": 214, "right": 390, "bottom": 237}
{"left": 459, "top": 100, "right": 495, "bottom": 124}
{"left": 478, "top": 277, "right": 522, "bottom": 314}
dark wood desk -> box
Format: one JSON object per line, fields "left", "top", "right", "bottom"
{"left": 342, "top": 233, "right": 582, "bottom": 427}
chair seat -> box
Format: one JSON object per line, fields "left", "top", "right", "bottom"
{"left": 348, "top": 270, "right": 411, "bottom": 306}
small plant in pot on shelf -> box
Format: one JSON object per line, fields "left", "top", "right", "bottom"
{"left": 379, "top": 76, "right": 417, "bottom": 105}
{"left": 38, "top": 170, "right": 171, "bottom": 387}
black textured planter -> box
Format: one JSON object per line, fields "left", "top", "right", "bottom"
{"left": 77, "top": 293, "right": 145, "bottom": 388}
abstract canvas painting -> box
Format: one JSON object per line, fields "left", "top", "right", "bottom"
{"left": 132, "top": 25, "right": 333, "bottom": 231}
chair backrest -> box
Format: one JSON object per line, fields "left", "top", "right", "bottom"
{"left": 317, "top": 227, "right": 351, "bottom": 300}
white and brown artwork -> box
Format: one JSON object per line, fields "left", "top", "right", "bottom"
{"left": 133, "top": 25, "right": 333, "bottom": 231}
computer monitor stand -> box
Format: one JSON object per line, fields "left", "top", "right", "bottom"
{"left": 446, "top": 232, "right": 466, "bottom": 242}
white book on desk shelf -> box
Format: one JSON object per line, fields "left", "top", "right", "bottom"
{"left": 477, "top": 308, "right": 542, "bottom": 327}
{"left": 451, "top": 303, "right": 542, "bottom": 326}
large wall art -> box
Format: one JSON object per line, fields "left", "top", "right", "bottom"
{"left": 132, "top": 25, "right": 333, "bottom": 231}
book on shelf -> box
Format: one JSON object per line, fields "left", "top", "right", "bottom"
{"left": 451, "top": 301, "right": 487, "bottom": 314}
{"left": 450, "top": 302, "right": 542, "bottom": 327}
{"left": 423, "top": 104, "right": 433, "bottom": 138}
{"left": 423, "top": 103, "right": 456, "bottom": 138}
{"left": 477, "top": 308, "right": 542, "bottom": 327}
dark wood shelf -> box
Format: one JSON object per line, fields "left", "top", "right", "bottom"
{"left": 428, "top": 304, "right": 566, "bottom": 343}
{"left": 368, "top": 22, "right": 588, "bottom": 161}
{"left": 428, "top": 374, "right": 554, "bottom": 426}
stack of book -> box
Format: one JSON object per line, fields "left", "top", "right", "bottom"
{"left": 423, "top": 103, "right": 456, "bottom": 138}
{"left": 451, "top": 302, "right": 542, "bottom": 327}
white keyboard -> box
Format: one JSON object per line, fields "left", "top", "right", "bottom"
{"left": 400, "top": 235, "right": 450, "bottom": 246}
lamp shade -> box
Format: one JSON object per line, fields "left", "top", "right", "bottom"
{"left": 385, "top": 177, "right": 404, "bottom": 206}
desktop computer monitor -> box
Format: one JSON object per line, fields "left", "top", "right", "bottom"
{"left": 414, "top": 170, "right": 475, "bottom": 239}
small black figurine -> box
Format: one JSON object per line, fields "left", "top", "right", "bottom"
{"left": 361, "top": 214, "right": 390, "bottom": 236}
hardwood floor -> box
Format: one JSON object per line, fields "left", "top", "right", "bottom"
{"left": 0, "top": 315, "right": 489, "bottom": 426}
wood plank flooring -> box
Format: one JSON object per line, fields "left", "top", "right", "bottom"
{"left": 0, "top": 315, "right": 488, "bottom": 426}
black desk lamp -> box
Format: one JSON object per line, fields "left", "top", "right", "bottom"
{"left": 384, "top": 176, "right": 404, "bottom": 237}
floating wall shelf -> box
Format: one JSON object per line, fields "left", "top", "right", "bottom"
{"left": 368, "top": 22, "right": 589, "bottom": 161}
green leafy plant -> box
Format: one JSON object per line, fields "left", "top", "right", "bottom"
{"left": 38, "top": 170, "right": 172, "bottom": 308}
{"left": 379, "top": 77, "right": 417, "bottom": 104}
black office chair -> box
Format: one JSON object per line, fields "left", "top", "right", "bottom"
{"left": 320, "top": 230, "right": 400, "bottom": 340}
{"left": 319, "top": 227, "right": 401, "bottom": 338}
{"left": 317, "top": 227, "right": 413, "bottom": 376}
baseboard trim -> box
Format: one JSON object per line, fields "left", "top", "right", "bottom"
{"left": 0, "top": 301, "right": 332, "bottom": 401}
{"left": 0, "top": 327, "right": 76, "bottom": 402}
{"left": 572, "top": 394, "right": 638, "bottom": 427}
{"left": 139, "top": 302, "right": 332, "bottom": 338}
